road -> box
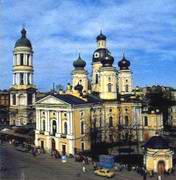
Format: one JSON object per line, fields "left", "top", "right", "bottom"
{"left": 0, "top": 143, "right": 175, "bottom": 180}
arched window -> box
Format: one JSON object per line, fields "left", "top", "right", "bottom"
{"left": 109, "top": 117, "right": 113, "bottom": 127}
{"left": 125, "top": 116, "right": 129, "bottom": 126}
{"left": 125, "top": 84, "right": 129, "bottom": 92}
{"left": 52, "top": 120, "right": 57, "bottom": 136}
{"left": 95, "top": 74, "right": 98, "bottom": 84}
{"left": 81, "top": 121, "right": 84, "bottom": 134}
{"left": 64, "top": 122, "right": 67, "bottom": 135}
{"left": 108, "top": 83, "right": 112, "bottom": 92}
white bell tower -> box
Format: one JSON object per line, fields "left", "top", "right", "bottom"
{"left": 10, "top": 28, "right": 36, "bottom": 126}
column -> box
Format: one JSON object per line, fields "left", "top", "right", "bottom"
{"left": 70, "top": 112, "right": 73, "bottom": 134}
{"left": 47, "top": 110, "right": 50, "bottom": 133}
{"left": 58, "top": 111, "right": 62, "bottom": 134}
{"left": 67, "top": 112, "right": 70, "bottom": 135}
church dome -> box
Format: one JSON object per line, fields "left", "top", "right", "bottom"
{"left": 15, "top": 28, "right": 32, "bottom": 48}
{"left": 96, "top": 31, "right": 106, "bottom": 41}
{"left": 118, "top": 55, "right": 130, "bottom": 70}
{"left": 73, "top": 54, "right": 86, "bottom": 69}
{"left": 74, "top": 83, "right": 83, "bottom": 92}
{"left": 92, "top": 48, "right": 111, "bottom": 62}
{"left": 144, "top": 136, "right": 169, "bottom": 149}
{"left": 101, "top": 54, "right": 114, "bottom": 67}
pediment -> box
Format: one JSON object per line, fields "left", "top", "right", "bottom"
{"left": 36, "top": 95, "right": 69, "bottom": 106}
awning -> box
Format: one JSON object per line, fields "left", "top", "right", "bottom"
{"left": 0, "top": 128, "right": 31, "bottom": 139}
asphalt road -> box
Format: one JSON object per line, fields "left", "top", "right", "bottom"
{"left": 0, "top": 143, "right": 176, "bottom": 180}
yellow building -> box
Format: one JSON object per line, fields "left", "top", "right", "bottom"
{"left": 144, "top": 136, "right": 173, "bottom": 174}
{"left": 34, "top": 31, "right": 165, "bottom": 155}
{"left": 35, "top": 92, "right": 101, "bottom": 155}
{"left": 141, "top": 108, "right": 163, "bottom": 141}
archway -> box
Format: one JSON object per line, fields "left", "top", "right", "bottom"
{"left": 51, "top": 138, "right": 56, "bottom": 150}
{"left": 157, "top": 160, "right": 165, "bottom": 175}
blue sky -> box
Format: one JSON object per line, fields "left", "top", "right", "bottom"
{"left": 0, "top": 0, "right": 176, "bottom": 91}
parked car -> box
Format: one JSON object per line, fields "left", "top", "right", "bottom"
{"left": 94, "top": 168, "right": 115, "bottom": 178}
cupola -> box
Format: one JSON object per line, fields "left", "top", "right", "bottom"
{"left": 15, "top": 28, "right": 32, "bottom": 48}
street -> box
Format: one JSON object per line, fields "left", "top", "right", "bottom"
{"left": 0, "top": 143, "right": 175, "bottom": 180}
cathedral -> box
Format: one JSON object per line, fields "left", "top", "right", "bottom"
{"left": 9, "top": 28, "right": 163, "bottom": 155}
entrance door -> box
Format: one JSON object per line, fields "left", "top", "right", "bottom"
{"left": 51, "top": 139, "right": 56, "bottom": 150}
{"left": 157, "top": 160, "right": 165, "bottom": 175}
{"left": 62, "top": 145, "right": 66, "bottom": 155}
{"left": 41, "top": 141, "right": 44, "bottom": 149}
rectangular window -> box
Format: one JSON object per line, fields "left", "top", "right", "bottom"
{"left": 27, "top": 94, "right": 33, "bottom": 105}
{"left": 20, "top": 73, "right": 24, "bottom": 85}
{"left": 125, "top": 84, "right": 129, "bottom": 92}
{"left": 20, "top": 54, "right": 24, "bottom": 65}
{"left": 12, "top": 94, "right": 16, "bottom": 105}
{"left": 144, "top": 116, "right": 148, "bottom": 126}
{"left": 27, "top": 73, "right": 30, "bottom": 84}
{"left": 81, "top": 142, "right": 84, "bottom": 151}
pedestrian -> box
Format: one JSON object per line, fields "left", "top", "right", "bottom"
{"left": 82, "top": 166, "right": 86, "bottom": 173}
{"left": 157, "top": 175, "right": 162, "bottom": 180}
{"left": 143, "top": 171, "right": 147, "bottom": 180}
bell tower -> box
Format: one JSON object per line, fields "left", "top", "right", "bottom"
{"left": 10, "top": 28, "right": 36, "bottom": 126}
{"left": 118, "top": 55, "right": 133, "bottom": 94}
{"left": 72, "top": 54, "right": 88, "bottom": 94}
{"left": 99, "top": 54, "right": 117, "bottom": 100}
{"left": 91, "top": 31, "right": 111, "bottom": 93}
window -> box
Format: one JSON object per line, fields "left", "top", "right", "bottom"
{"left": 144, "top": 116, "right": 148, "bottom": 126}
{"left": 109, "top": 117, "right": 113, "bottom": 127}
{"left": 95, "top": 74, "right": 98, "bottom": 84}
{"left": 125, "top": 116, "right": 129, "bottom": 126}
{"left": 27, "top": 93, "right": 33, "bottom": 105}
{"left": 109, "top": 108, "right": 112, "bottom": 112}
{"left": 27, "top": 73, "right": 30, "bottom": 84}
{"left": 93, "top": 119, "right": 96, "bottom": 129}
{"left": 12, "top": 94, "right": 16, "bottom": 105}
{"left": 52, "top": 121, "right": 57, "bottom": 136}
{"left": 20, "top": 54, "right": 24, "bottom": 65}
{"left": 42, "top": 119, "right": 45, "bottom": 131}
{"left": 81, "top": 142, "right": 84, "bottom": 151}
{"left": 108, "top": 83, "right": 112, "bottom": 92}
{"left": 20, "top": 73, "right": 24, "bottom": 85}
{"left": 108, "top": 77, "right": 111, "bottom": 81}
{"left": 100, "top": 117, "right": 102, "bottom": 127}
{"left": 125, "top": 85, "right": 129, "bottom": 92}
{"left": 64, "top": 122, "right": 67, "bottom": 135}
{"left": 81, "top": 121, "right": 84, "bottom": 134}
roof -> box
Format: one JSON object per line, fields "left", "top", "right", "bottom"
{"left": 144, "top": 136, "right": 169, "bottom": 149}
{"left": 53, "top": 94, "right": 102, "bottom": 105}
{"left": 15, "top": 28, "right": 32, "bottom": 48}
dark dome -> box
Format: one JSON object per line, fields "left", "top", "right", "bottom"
{"left": 101, "top": 54, "right": 114, "bottom": 67}
{"left": 144, "top": 136, "right": 169, "bottom": 149}
{"left": 92, "top": 48, "right": 111, "bottom": 62}
{"left": 96, "top": 31, "right": 106, "bottom": 41}
{"left": 118, "top": 55, "right": 130, "bottom": 70}
{"left": 15, "top": 28, "right": 32, "bottom": 48}
{"left": 73, "top": 54, "right": 86, "bottom": 69}
{"left": 74, "top": 83, "right": 83, "bottom": 92}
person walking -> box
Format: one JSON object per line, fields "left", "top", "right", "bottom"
{"left": 82, "top": 166, "right": 86, "bottom": 173}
